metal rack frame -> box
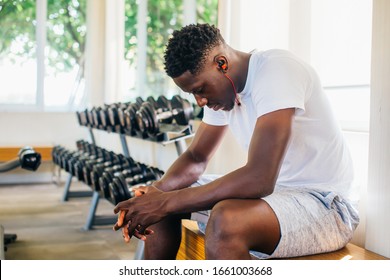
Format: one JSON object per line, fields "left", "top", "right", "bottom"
{"left": 60, "top": 125, "right": 194, "bottom": 257}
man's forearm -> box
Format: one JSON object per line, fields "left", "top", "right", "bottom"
{"left": 162, "top": 164, "right": 276, "bottom": 216}
{"left": 153, "top": 149, "right": 208, "bottom": 192}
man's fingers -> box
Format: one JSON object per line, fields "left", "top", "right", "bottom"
{"left": 130, "top": 188, "right": 145, "bottom": 197}
{"left": 134, "top": 190, "right": 145, "bottom": 197}
{"left": 122, "top": 224, "right": 131, "bottom": 243}
{"left": 117, "top": 210, "right": 126, "bottom": 227}
{"left": 113, "top": 210, "right": 127, "bottom": 231}
{"left": 112, "top": 189, "right": 150, "bottom": 241}
{"left": 133, "top": 228, "right": 154, "bottom": 241}
{"left": 133, "top": 231, "right": 147, "bottom": 241}
{"left": 121, "top": 223, "right": 154, "bottom": 243}
{"left": 113, "top": 188, "right": 146, "bottom": 226}
{"left": 113, "top": 222, "right": 124, "bottom": 231}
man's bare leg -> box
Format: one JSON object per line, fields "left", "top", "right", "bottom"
{"left": 205, "top": 199, "right": 280, "bottom": 260}
{"left": 144, "top": 213, "right": 190, "bottom": 260}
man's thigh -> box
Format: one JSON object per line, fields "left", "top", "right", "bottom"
{"left": 204, "top": 198, "right": 281, "bottom": 255}
{"left": 191, "top": 177, "right": 359, "bottom": 259}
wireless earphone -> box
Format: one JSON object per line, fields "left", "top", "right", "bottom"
{"left": 215, "top": 56, "right": 241, "bottom": 106}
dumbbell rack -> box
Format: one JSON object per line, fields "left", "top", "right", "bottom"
{"left": 61, "top": 127, "right": 95, "bottom": 202}
{"left": 68, "top": 96, "right": 197, "bottom": 260}
{"left": 61, "top": 123, "right": 194, "bottom": 234}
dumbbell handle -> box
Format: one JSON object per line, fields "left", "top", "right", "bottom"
{"left": 156, "top": 108, "right": 182, "bottom": 121}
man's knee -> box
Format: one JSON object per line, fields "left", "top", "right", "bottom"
{"left": 205, "top": 199, "right": 281, "bottom": 250}
{"left": 206, "top": 200, "right": 244, "bottom": 239}
{"left": 205, "top": 200, "right": 257, "bottom": 259}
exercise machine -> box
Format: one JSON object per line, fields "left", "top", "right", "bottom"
{"left": 0, "top": 146, "right": 41, "bottom": 258}
{"left": 0, "top": 146, "right": 41, "bottom": 172}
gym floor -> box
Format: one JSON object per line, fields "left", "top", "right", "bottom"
{"left": 0, "top": 181, "right": 137, "bottom": 260}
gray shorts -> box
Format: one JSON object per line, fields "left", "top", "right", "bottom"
{"left": 190, "top": 175, "right": 360, "bottom": 259}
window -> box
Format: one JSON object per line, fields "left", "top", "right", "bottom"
{"left": 235, "top": 0, "right": 372, "bottom": 132}
{"left": 45, "top": 0, "right": 86, "bottom": 109}
{"left": 1, "top": 0, "right": 217, "bottom": 110}
{"left": 123, "top": 0, "right": 218, "bottom": 102}
{"left": 0, "top": 0, "right": 86, "bottom": 111}
{"left": 310, "top": 0, "right": 372, "bottom": 132}
{"left": 0, "top": 0, "right": 37, "bottom": 107}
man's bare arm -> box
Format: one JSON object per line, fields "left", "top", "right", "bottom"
{"left": 113, "top": 108, "right": 295, "bottom": 237}
{"left": 153, "top": 121, "right": 228, "bottom": 192}
{"left": 163, "top": 108, "right": 295, "bottom": 214}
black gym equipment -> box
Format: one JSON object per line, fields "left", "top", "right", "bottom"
{"left": 121, "top": 102, "right": 141, "bottom": 136}
{"left": 0, "top": 146, "right": 41, "bottom": 172}
{"left": 100, "top": 162, "right": 154, "bottom": 201}
{"left": 108, "top": 165, "right": 164, "bottom": 205}
{"left": 96, "top": 159, "right": 143, "bottom": 198}
{"left": 135, "top": 94, "right": 193, "bottom": 138}
{"left": 107, "top": 102, "right": 130, "bottom": 134}
{"left": 51, "top": 142, "right": 164, "bottom": 206}
{"left": 87, "top": 154, "right": 134, "bottom": 191}
{"left": 76, "top": 95, "right": 195, "bottom": 142}
{"left": 0, "top": 146, "right": 42, "bottom": 255}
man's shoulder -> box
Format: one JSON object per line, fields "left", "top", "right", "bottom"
{"left": 256, "top": 49, "right": 302, "bottom": 63}
{"left": 250, "top": 49, "right": 312, "bottom": 80}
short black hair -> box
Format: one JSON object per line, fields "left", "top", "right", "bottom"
{"left": 164, "top": 23, "right": 225, "bottom": 78}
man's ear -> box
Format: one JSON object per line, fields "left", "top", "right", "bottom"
{"left": 214, "top": 55, "right": 228, "bottom": 73}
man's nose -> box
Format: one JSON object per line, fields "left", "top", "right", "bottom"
{"left": 194, "top": 95, "right": 208, "bottom": 107}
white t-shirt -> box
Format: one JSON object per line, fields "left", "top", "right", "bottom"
{"left": 203, "top": 49, "right": 354, "bottom": 200}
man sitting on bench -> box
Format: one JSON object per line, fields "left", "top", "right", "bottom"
{"left": 113, "top": 23, "right": 359, "bottom": 260}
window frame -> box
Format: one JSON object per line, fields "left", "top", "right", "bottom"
{"left": 0, "top": 0, "right": 86, "bottom": 113}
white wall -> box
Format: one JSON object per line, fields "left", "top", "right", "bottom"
{"left": 365, "top": 0, "right": 390, "bottom": 258}
{"left": 0, "top": 112, "right": 87, "bottom": 148}
{"left": 219, "top": 0, "right": 290, "bottom": 51}
{"left": 0, "top": 112, "right": 88, "bottom": 184}
{"left": 344, "top": 131, "right": 370, "bottom": 246}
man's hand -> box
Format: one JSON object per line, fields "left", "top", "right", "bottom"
{"left": 113, "top": 186, "right": 168, "bottom": 243}
{"left": 113, "top": 188, "right": 154, "bottom": 242}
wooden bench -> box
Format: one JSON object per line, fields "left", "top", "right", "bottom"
{"left": 177, "top": 220, "right": 388, "bottom": 260}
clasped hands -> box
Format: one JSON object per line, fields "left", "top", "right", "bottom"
{"left": 113, "top": 185, "right": 167, "bottom": 243}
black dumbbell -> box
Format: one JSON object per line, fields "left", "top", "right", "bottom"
{"left": 107, "top": 103, "right": 130, "bottom": 133}
{"left": 76, "top": 109, "right": 89, "bottom": 127}
{"left": 75, "top": 148, "right": 112, "bottom": 183}
{"left": 108, "top": 166, "right": 164, "bottom": 205}
{"left": 96, "top": 104, "right": 111, "bottom": 131}
{"left": 52, "top": 145, "right": 66, "bottom": 166}
{"left": 91, "top": 163, "right": 122, "bottom": 192}
{"left": 136, "top": 95, "right": 193, "bottom": 136}
{"left": 89, "top": 154, "right": 133, "bottom": 191}
{"left": 18, "top": 146, "right": 41, "bottom": 171}
{"left": 99, "top": 161, "right": 146, "bottom": 199}
{"left": 68, "top": 146, "right": 103, "bottom": 179}
{"left": 76, "top": 108, "right": 94, "bottom": 127}
{"left": 122, "top": 103, "right": 142, "bottom": 136}
{"left": 52, "top": 146, "right": 70, "bottom": 168}
{"left": 66, "top": 144, "right": 101, "bottom": 174}
{"left": 118, "top": 97, "right": 146, "bottom": 136}
{"left": 61, "top": 150, "right": 81, "bottom": 172}
{"left": 90, "top": 106, "right": 104, "bottom": 129}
